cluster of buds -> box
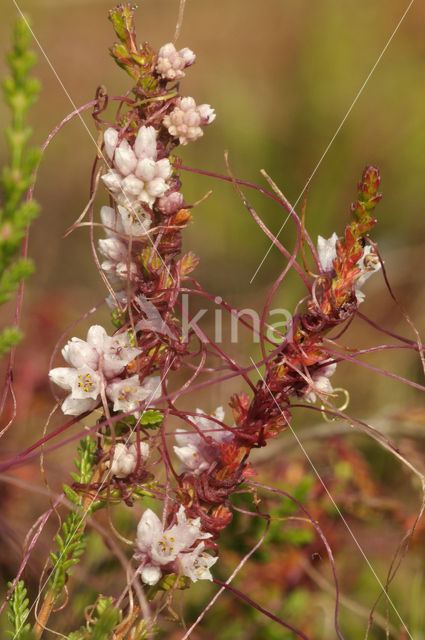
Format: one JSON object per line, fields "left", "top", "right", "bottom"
{"left": 49, "top": 4, "right": 383, "bottom": 605}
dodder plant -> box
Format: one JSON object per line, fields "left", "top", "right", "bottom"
{"left": 2, "top": 4, "right": 424, "bottom": 640}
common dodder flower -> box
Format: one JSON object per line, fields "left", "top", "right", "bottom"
{"left": 174, "top": 407, "right": 234, "bottom": 475}
{"left": 107, "top": 440, "right": 150, "bottom": 478}
{"left": 135, "top": 506, "right": 216, "bottom": 585}
{"left": 48, "top": 325, "right": 161, "bottom": 416}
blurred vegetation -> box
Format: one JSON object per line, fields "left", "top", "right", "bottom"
{"left": 0, "top": 16, "right": 40, "bottom": 357}
{"left": 1, "top": 1, "right": 425, "bottom": 638}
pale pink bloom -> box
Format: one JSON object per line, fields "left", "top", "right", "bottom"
{"left": 107, "top": 441, "right": 150, "bottom": 478}
{"left": 106, "top": 374, "right": 161, "bottom": 417}
{"left": 163, "top": 97, "right": 216, "bottom": 145}
{"left": 135, "top": 506, "right": 214, "bottom": 585}
{"left": 156, "top": 42, "right": 196, "bottom": 81}
{"left": 87, "top": 326, "right": 142, "bottom": 378}
{"left": 173, "top": 406, "right": 232, "bottom": 474}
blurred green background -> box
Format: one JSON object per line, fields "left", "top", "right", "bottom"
{"left": 1, "top": 1, "right": 425, "bottom": 638}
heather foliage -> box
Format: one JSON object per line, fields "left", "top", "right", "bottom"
{"left": 0, "top": 17, "right": 40, "bottom": 356}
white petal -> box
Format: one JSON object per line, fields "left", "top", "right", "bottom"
{"left": 122, "top": 174, "right": 145, "bottom": 197}
{"left": 180, "top": 47, "right": 196, "bottom": 66}
{"left": 180, "top": 97, "right": 196, "bottom": 111}
{"left": 114, "top": 140, "right": 137, "bottom": 175}
{"left": 317, "top": 233, "right": 338, "bottom": 273}
{"left": 173, "top": 444, "right": 209, "bottom": 474}
{"left": 134, "top": 126, "right": 157, "bottom": 160}
{"left": 98, "top": 237, "right": 128, "bottom": 262}
{"left": 61, "top": 395, "right": 98, "bottom": 416}
{"left": 135, "top": 158, "right": 156, "bottom": 182}
{"left": 86, "top": 325, "right": 107, "bottom": 352}
{"left": 140, "top": 376, "right": 162, "bottom": 403}
{"left": 102, "top": 170, "right": 122, "bottom": 193}
{"left": 179, "top": 543, "right": 217, "bottom": 582}
{"left": 158, "top": 43, "right": 176, "bottom": 58}
{"left": 136, "top": 509, "right": 163, "bottom": 551}
{"left": 103, "top": 128, "right": 118, "bottom": 160}
{"left": 155, "top": 158, "right": 172, "bottom": 180}
{"left": 100, "top": 205, "right": 125, "bottom": 237}
{"left": 62, "top": 338, "right": 99, "bottom": 370}
{"left": 146, "top": 177, "right": 167, "bottom": 198}
{"left": 197, "top": 104, "right": 216, "bottom": 124}
{"left": 49, "top": 367, "right": 74, "bottom": 391}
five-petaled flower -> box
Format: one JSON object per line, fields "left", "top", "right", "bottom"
{"left": 135, "top": 506, "right": 217, "bottom": 585}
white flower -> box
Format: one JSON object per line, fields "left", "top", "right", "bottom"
{"left": 179, "top": 542, "right": 217, "bottom": 582}
{"left": 117, "top": 204, "right": 151, "bottom": 238}
{"left": 156, "top": 42, "right": 196, "bottom": 81}
{"left": 106, "top": 374, "right": 161, "bottom": 417}
{"left": 49, "top": 365, "right": 101, "bottom": 416}
{"left": 173, "top": 406, "right": 232, "bottom": 474}
{"left": 84, "top": 325, "right": 141, "bottom": 378}
{"left": 107, "top": 441, "right": 150, "bottom": 478}
{"left": 163, "top": 97, "right": 216, "bottom": 145}
{"left": 135, "top": 506, "right": 214, "bottom": 585}
{"left": 303, "top": 362, "right": 337, "bottom": 404}
{"left": 98, "top": 235, "right": 138, "bottom": 285}
{"left": 101, "top": 126, "right": 172, "bottom": 207}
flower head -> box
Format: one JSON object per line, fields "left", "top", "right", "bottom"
{"left": 135, "top": 506, "right": 215, "bottom": 585}
{"left": 156, "top": 42, "right": 196, "bottom": 81}
{"left": 163, "top": 97, "right": 216, "bottom": 145}
{"left": 106, "top": 375, "right": 161, "bottom": 418}
{"left": 173, "top": 406, "right": 233, "bottom": 474}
